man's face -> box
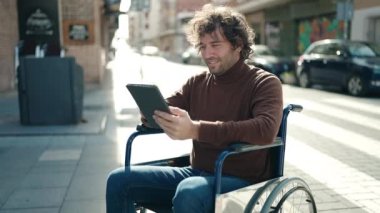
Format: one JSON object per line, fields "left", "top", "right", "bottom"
{"left": 198, "top": 30, "right": 241, "bottom": 75}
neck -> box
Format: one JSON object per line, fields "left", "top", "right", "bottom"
{"left": 212, "top": 59, "right": 249, "bottom": 84}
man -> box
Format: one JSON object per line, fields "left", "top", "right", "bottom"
{"left": 106, "top": 4, "right": 283, "bottom": 213}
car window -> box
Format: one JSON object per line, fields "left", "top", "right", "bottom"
{"left": 324, "top": 44, "right": 338, "bottom": 55}
{"left": 309, "top": 43, "right": 346, "bottom": 56}
{"left": 347, "top": 43, "right": 377, "bottom": 57}
{"left": 368, "top": 43, "right": 380, "bottom": 56}
{"left": 326, "top": 43, "right": 346, "bottom": 56}
{"left": 308, "top": 44, "right": 328, "bottom": 55}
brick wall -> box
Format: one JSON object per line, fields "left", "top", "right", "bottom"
{"left": 355, "top": 0, "right": 380, "bottom": 10}
{"left": 0, "top": 0, "right": 18, "bottom": 92}
{"left": 61, "top": 0, "right": 105, "bottom": 83}
{"left": 0, "top": 0, "right": 107, "bottom": 91}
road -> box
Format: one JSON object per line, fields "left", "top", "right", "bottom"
{"left": 112, "top": 49, "right": 380, "bottom": 212}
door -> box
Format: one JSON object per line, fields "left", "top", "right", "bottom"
{"left": 369, "top": 17, "right": 380, "bottom": 44}
{"left": 306, "top": 44, "right": 329, "bottom": 84}
{"left": 318, "top": 43, "right": 349, "bottom": 85}
{"left": 307, "top": 42, "right": 350, "bottom": 86}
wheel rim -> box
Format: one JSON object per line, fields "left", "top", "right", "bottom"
{"left": 299, "top": 72, "right": 309, "bottom": 88}
{"left": 243, "top": 178, "right": 282, "bottom": 212}
{"left": 262, "top": 177, "right": 317, "bottom": 213}
{"left": 274, "top": 186, "right": 317, "bottom": 213}
{"left": 348, "top": 76, "right": 362, "bottom": 96}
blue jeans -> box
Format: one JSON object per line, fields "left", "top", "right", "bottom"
{"left": 106, "top": 165, "right": 250, "bottom": 213}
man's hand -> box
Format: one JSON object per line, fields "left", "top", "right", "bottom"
{"left": 153, "top": 106, "right": 200, "bottom": 140}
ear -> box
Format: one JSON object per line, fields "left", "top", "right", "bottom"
{"left": 234, "top": 39, "right": 243, "bottom": 52}
{"left": 234, "top": 45, "right": 242, "bottom": 53}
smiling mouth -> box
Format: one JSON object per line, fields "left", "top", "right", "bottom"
{"left": 206, "top": 59, "right": 218, "bottom": 66}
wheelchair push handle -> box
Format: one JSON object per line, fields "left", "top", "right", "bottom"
{"left": 288, "top": 104, "right": 303, "bottom": 112}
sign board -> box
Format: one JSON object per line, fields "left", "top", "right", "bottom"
{"left": 63, "top": 20, "right": 95, "bottom": 45}
{"left": 17, "top": 0, "right": 60, "bottom": 43}
{"left": 336, "top": 0, "right": 353, "bottom": 21}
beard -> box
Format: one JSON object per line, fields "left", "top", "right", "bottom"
{"left": 206, "top": 58, "right": 224, "bottom": 75}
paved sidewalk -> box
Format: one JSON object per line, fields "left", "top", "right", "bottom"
{"left": 0, "top": 70, "right": 129, "bottom": 213}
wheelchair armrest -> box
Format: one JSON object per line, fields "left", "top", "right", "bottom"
{"left": 125, "top": 124, "right": 165, "bottom": 166}
{"left": 214, "top": 137, "right": 283, "bottom": 196}
{"left": 227, "top": 137, "right": 283, "bottom": 153}
{"left": 136, "top": 124, "right": 164, "bottom": 134}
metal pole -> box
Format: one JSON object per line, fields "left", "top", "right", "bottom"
{"left": 344, "top": 20, "right": 348, "bottom": 40}
{"left": 344, "top": 0, "right": 353, "bottom": 40}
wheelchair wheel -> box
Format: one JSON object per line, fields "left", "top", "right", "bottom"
{"left": 243, "top": 178, "right": 282, "bottom": 212}
{"left": 261, "top": 177, "right": 317, "bottom": 213}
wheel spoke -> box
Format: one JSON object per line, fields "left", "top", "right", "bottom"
{"left": 348, "top": 75, "right": 366, "bottom": 96}
{"left": 261, "top": 177, "right": 317, "bottom": 213}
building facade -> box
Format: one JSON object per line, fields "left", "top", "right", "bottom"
{"left": 351, "top": 0, "right": 380, "bottom": 43}
{"left": 0, "top": 0, "right": 115, "bottom": 92}
{"left": 237, "top": 0, "right": 346, "bottom": 56}
{"left": 0, "top": 0, "right": 19, "bottom": 91}
{"left": 129, "top": 0, "right": 380, "bottom": 60}
{"left": 128, "top": 0, "right": 211, "bottom": 60}
{"left": 2, "top": 0, "right": 379, "bottom": 92}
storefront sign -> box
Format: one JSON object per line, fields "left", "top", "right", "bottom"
{"left": 63, "top": 20, "right": 95, "bottom": 45}
{"left": 69, "top": 24, "right": 89, "bottom": 41}
{"left": 17, "top": 0, "right": 60, "bottom": 43}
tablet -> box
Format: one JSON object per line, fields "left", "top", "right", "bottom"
{"left": 126, "top": 84, "right": 170, "bottom": 129}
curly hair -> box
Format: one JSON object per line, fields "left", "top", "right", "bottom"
{"left": 185, "top": 4, "right": 255, "bottom": 60}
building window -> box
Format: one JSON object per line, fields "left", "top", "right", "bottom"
{"left": 251, "top": 23, "right": 261, "bottom": 44}
{"left": 369, "top": 17, "right": 380, "bottom": 43}
{"left": 265, "top": 22, "right": 281, "bottom": 50}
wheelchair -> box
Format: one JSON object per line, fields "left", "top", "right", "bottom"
{"left": 124, "top": 104, "right": 317, "bottom": 213}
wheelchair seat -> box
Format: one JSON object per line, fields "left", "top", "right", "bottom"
{"left": 124, "top": 104, "right": 316, "bottom": 212}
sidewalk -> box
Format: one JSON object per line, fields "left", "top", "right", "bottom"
{"left": 0, "top": 69, "right": 130, "bottom": 213}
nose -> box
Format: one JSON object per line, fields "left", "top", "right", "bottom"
{"left": 201, "top": 46, "right": 214, "bottom": 60}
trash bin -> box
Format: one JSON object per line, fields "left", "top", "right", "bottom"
{"left": 17, "top": 56, "right": 84, "bottom": 125}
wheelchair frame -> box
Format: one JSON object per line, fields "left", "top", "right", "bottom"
{"left": 124, "top": 104, "right": 317, "bottom": 212}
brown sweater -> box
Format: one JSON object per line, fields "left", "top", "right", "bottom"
{"left": 167, "top": 59, "right": 283, "bottom": 183}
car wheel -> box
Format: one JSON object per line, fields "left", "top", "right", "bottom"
{"left": 299, "top": 71, "right": 310, "bottom": 88}
{"left": 347, "top": 75, "right": 368, "bottom": 96}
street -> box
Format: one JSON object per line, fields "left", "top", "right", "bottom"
{"left": 112, "top": 49, "right": 380, "bottom": 212}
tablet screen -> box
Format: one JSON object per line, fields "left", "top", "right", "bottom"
{"left": 126, "top": 84, "right": 170, "bottom": 129}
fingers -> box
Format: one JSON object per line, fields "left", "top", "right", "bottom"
{"left": 154, "top": 110, "right": 176, "bottom": 121}
{"left": 153, "top": 111, "right": 177, "bottom": 130}
{"left": 153, "top": 109, "right": 183, "bottom": 139}
{"left": 153, "top": 107, "right": 196, "bottom": 140}
{"left": 154, "top": 117, "right": 178, "bottom": 139}
{"left": 169, "top": 106, "right": 184, "bottom": 115}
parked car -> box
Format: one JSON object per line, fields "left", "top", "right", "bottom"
{"left": 182, "top": 46, "right": 204, "bottom": 65}
{"left": 296, "top": 39, "right": 380, "bottom": 96}
{"left": 246, "top": 45, "right": 296, "bottom": 83}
